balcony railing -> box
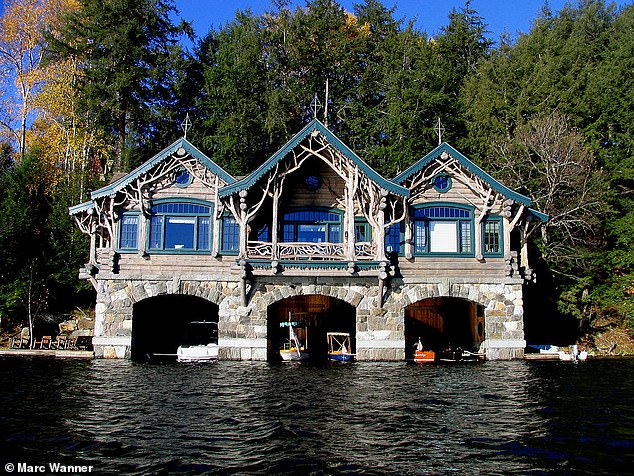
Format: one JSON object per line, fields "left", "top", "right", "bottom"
{"left": 247, "top": 241, "right": 376, "bottom": 260}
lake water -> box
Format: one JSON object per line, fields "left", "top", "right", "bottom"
{"left": 1, "top": 358, "right": 633, "bottom": 475}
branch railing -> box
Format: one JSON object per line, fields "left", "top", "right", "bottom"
{"left": 247, "top": 241, "right": 377, "bottom": 260}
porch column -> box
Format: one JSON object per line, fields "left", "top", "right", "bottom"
{"left": 374, "top": 190, "right": 387, "bottom": 262}
{"left": 404, "top": 204, "right": 413, "bottom": 259}
{"left": 238, "top": 190, "right": 248, "bottom": 259}
{"left": 345, "top": 181, "right": 355, "bottom": 261}
{"left": 271, "top": 186, "right": 279, "bottom": 260}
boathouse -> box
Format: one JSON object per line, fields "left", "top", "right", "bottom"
{"left": 69, "top": 119, "right": 547, "bottom": 361}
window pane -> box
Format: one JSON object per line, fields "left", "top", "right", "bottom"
{"left": 197, "top": 217, "right": 210, "bottom": 250}
{"left": 222, "top": 217, "right": 239, "bottom": 251}
{"left": 283, "top": 224, "right": 294, "bottom": 242}
{"left": 119, "top": 215, "right": 138, "bottom": 249}
{"left": 149, "top": 216, "right": 163, "bottom": 249}
{"left": 298, "top": 224, "right": 326, "bottom": 242}
{"left": 165, "top": 217, "right": 195, "bottom": 249}
{"left": 414, "top": 221, "right": 426, "bottom": 254}
{"left": 429, "top": 221, "right": 457, "bottom": 253}
{"left": 386, "top": 224, "right": 401, "bottom": 253}
{"left": 460, "top": 221, "right": 472, "bottom": 253}
{"left": 484, "top": 221, "right": 501, "bottom": 254}
{"left": 355, "top": 224, "right": 369, "bottom": 242}
{"left": 329, "top": 224, "right": 340, "bottom": 243}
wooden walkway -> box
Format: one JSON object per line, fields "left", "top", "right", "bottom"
{"left": 0, "top": 349, "right": 94, "bottom": 359}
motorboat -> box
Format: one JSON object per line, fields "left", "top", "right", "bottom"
{"left": 176, "top": 321, "right": 219, "bottom": 362}
{"left": 327, "top": 332, "right": 354, "bottom": 362}
{"left": 437, "top": 347, "right": 482, "bottom": 362}
{"left": 413, "top": 338, "right": 435, "bottom": 363}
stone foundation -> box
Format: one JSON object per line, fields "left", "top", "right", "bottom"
{"left": 91, "top": 276, "right": 526, "bottom": 361}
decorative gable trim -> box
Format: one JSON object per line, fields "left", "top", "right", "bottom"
{"left": 218, "top": 119, "right": 409, "bottom": 198}
{"left": 90, "top": 138, "right": 236, "bottom": 200}
{"left": 393, "top": 142, "right": 532, "bottom": 206}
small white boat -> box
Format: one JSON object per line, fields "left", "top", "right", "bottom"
{"left": 327, "top": 332, "right": 355, "bottom": 362}
{"left": 177, "top": 321, "right": 219, "bottom": 362}
{"left": 177, "top": 343, "right": 219, "bottom": 362}
{"left": 280, "top": 313, "right": 309, "bottom": 361}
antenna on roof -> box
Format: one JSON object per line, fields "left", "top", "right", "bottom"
{"left": 181, "top": 113, "right": 192, "bottom": 139}
{"left": 324, "top": 79, "right": 329, "bottom": 128}
{"left": 435, "top": 117, "right": 445, "bottom": 146}
{"left": 310, "top": 93, "right": 322, "bottom": 120}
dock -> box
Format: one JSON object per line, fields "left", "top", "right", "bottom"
{"left": 0, "top": 349, "right": 94, "bottom": 359}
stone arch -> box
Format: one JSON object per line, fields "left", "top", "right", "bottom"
{"left": 120, "top": 279, "right": 230, "bottom": 309}
{"left": 250, "top": 283, "right": 367, "bottom": 313}
{"left": 396, "top": 282, "right": 489, "bottom": 310}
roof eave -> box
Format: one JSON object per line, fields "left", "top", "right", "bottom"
{"left": 219, "top": 119, "right": 409, "bottom": 198}
{"left": 90, "top": 138, "right": 235, "bottom": 200}
{"left": 394, "top": 142, "right": 532, "bottom": 206}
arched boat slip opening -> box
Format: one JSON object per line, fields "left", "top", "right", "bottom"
{"left": 404, "top": 297, "right": 485, "bottom": 359}
{"left": 267, "top": 295, "right": 356, "bottom": 362}
{"left": 131, "top": 295, "right": 219, "bottom": 361}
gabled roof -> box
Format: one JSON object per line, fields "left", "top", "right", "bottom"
{"left": 90, "top": 138, "right": 236, "bottom": 200}
{"left": 393, "top": 142, "right": 532, "bottom": 206}
{"left": 68, "top": 200, "right": 94, "bottom": 216}
{"left": 218, "top": 119, "right": 409, "bottom": 198}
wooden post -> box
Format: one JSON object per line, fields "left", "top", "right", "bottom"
{"left": 89, "top": 222, "right": 97, "bottom": 265}
{"left": 404, "top": 204, "right": 413, "bottom": 259}
{"left": 374, "top": 191, "right": 388, "bottom": 262}
{"left": 238, "top": 190, "right": 248, "bottom": 259}
{"left": 212, "top": 177, "right": 221, "bottom": 257}
{"left": 345, "top": 182, "right": 355, "bottom": 261}
{"left": 271, "top": 185, "right": 279, "bottom": 260}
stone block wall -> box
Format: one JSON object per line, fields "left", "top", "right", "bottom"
{"left": 91, "top": 275, "right": 525, "bottom": 361}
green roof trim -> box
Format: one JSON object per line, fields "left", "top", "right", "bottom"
{"left": 90, "top": 138, "right": 235, "bottom": 200}
{"left": 393, "top": 142, "right": 532, "bottom": 206}
{"left": 218, "top": 119, "right": 409, "bottom": 198}
{"left": 527, "top": 207, "right": 549, "bottom": 222}
{"left": 68, "top": 200, "right": 94, "bottom": 216}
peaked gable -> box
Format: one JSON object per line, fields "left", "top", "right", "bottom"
{"left": 90, "top": 138, "right": 235, "bottom": 200}
{"left": 393, "top": 142, "right": 532, "bottom": 206}
{"left": 219, "top": 119, "right": 409, "bottom": 198}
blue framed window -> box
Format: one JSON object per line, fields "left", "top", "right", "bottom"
{"left": 221, "top": 216, "right": 239, "bottom": 253}
{"left": 412, "top": 205, "right": 473, "bottom": 255}
{"left": 119, "top": 214, "right": 139, "bottom": 250}
{"left": 148, "top": 200, "right": 212, "bottom": 252}
{"left": 355, "top": 218, "right": 372, "bottom": 242}
{"left": 385, "top": 223, "right": 402, "bottom": 254}
{"left": 432, "top": 174, "right": 452, "bottom": 193}
{"left": 281, "top": 209, "right": 342, "bottom": 243}
{"left": 482, "top": 218, "right": 503, "bottom": 256}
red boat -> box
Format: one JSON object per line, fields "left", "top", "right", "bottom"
{"left": 414, "top": 338, "right": 435, "bottom": 363}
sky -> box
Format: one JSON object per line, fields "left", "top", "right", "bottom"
{"left": 172, "top": 0, "right": 631, "bottom": 44}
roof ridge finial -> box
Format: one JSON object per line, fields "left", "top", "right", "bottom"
{"left": 181, "top": 113, "right": 192, "bottom": 139}
{"left": 436, "top": 117, "right": 445, "bottom": 146}
{"left": 310, "top": 92, "right": 322, "bottom": 120}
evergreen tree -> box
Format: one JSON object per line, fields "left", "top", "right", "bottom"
{"left": 47, "top": 0, "right": 191, "bottom": 172}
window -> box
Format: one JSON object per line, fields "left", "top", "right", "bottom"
{"left": 148, "top": 201, "right": 212, "bottom": 251}
{"left": 432, "top": 174, "right": 452, "bottom": 193}
{"left": 119, "top": 214, "right": 139, "bottom": 250}
{"left": 221, "top": 216, "right": 239, "bottom": 253}
{"left": 281, "top": 209, "right": 342, "bottom": 243}
{"left": 482, "top": 218, "right": 503, "bottom": 256}
{"left": 412, "top": 205, "right": 473, "bottom": 255}
{"left": 305, "top": 175, "right": 321, "bottom": 191}
{"left": 385, "top": 224, "right": 402, "bottom": 254}
{"left": 174, "top": 169, "right": 192, "bottom": 188}
{"left": 355, "top": 219, "right": 372, "bottom": 242}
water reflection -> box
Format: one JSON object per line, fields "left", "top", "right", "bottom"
{"left": 1, "top": 358, "right": 633, "bottom": 474}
